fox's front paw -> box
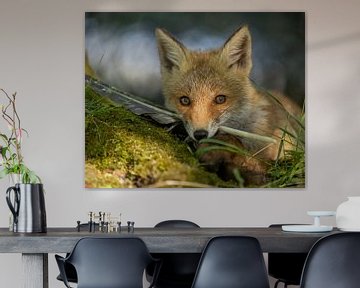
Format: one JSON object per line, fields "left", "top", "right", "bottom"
{"left": 197, "top": 135, "right": 268, "bottom": 186}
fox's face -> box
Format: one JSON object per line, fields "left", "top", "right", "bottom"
{"left": 156, "top": 26, "right": 254, "bottom": 141}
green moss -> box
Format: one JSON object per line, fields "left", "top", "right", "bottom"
{"left": 85, "top": 86, "right": 234, "bottom": 188}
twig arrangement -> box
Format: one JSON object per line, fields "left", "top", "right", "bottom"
{"left": 0, "top": 89, "right": 40, "bottom": 183}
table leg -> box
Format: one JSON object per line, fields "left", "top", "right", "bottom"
{"left": 22, "top": 253, "right": 48, "bottom": 288}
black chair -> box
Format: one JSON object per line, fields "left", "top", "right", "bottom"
{"left": 56, "top": 223, "right": 99, "bottom": 284}
{"left": 268, "top": 224, "right": 308, "bottom": 288}
{"left": 155, "top": 220, "right": 200, "bottom": 229}
{"left": 191, "top": 236, "right": 270, "bottom": 288}
{"left": 300, "top": 232, "right": 360, "bottom": 288}
{"left": 55, "top": 237, "right": 160, "bottom": 288}
{"left": 147, "top": 220, "right": 201, "bottom": 288}
{"left": 56, "top": 262, "right": 77, "bottom": 284}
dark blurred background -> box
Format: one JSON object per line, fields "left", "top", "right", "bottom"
{"left": 85, "top": 12, "right": 305, "bottom": 106}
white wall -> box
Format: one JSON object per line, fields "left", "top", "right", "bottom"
{"left": 0, "top": 0, "right": 360, "bottom": 287}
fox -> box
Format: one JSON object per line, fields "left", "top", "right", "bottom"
{"left": 155, "top": 26, "right": 302, "bottom": 185}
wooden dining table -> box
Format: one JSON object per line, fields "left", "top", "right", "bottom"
{"left": 0, "top": 226, "right": 339, "bottom": 288}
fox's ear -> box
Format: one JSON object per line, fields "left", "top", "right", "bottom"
{"left": 221, "top": 25, "right": 252, "bottom": 74}
{"left": 155, "top": 28, "right": 187, "bottom": 72}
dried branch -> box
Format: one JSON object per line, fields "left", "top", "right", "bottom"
{"left": 0, "top": 88, "right": 40, "bottom": 183}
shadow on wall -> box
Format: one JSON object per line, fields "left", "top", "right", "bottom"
{"left": 309, "top": 31, "right": 360, "bottom": 50}
{"left": 308, "top": 29, "right": 360, "bottom": 148}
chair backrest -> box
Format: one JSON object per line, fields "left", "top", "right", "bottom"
{"left": 300, "top": 232, "right": 360, "bottom": 288}
{"left": 268, "top": 224, "right": 308, "bottom": 285}
{"left": 191, "top": 236, "right": 270, "bottom": 288}
{"left": 151, "top": 220, "right": 201, "bottom": 287}
{"left": 66, "top": 237, "right": 154, "bottom": 288}
{"left": 155, "top": 219, "right": 200, "bottom": 228}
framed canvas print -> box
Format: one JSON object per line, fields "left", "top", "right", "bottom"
{"left": 85, "top": 12, "right": 305, "bottom": 189}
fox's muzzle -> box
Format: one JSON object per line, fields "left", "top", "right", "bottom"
{"left": 193, "top": 129, "right": 209, "bottom": 141}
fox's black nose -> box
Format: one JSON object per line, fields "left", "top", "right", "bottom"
{"left": 193, "top": 130, "right": 209, "bottom": 141}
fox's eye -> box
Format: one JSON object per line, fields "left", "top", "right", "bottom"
{"left": 179, "top": 96, "right": 191, "bottom": 106}
{"left": 215, "top": 95, "right": 226, "bottom": 104}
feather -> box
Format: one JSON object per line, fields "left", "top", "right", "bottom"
{"left": 85, "top": 75, "right": 180, "bottom": 125}
{"left": 85, "top": 76, "right": 277, "bottom": 144}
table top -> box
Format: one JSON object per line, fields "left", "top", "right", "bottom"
{"left": 0, "top": 227, "right": 340, "bottom": 254}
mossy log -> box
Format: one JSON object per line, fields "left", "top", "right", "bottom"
{"left": 85, "top": 86, "right": 234, "bottom": 188}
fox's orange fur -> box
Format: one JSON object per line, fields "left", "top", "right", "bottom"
{"left": 156, "top": 26, "right": 301, "bottom": 185}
